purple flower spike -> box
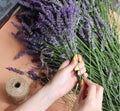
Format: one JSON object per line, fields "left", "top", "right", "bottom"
{"left": 27, "top": 71, "right": 40, "bottom": 80}
{"left": 6, "top": 67, "right": 25, "bottom": 75}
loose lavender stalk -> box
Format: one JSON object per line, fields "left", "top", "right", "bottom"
{"left": 7, "top": 67, "right": 25, "bottom": 75}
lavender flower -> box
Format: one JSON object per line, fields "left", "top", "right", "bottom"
{"left": 82, "top": 0, "right": 90, "bottom": 11}
{"left": 17, "top": 0, "right": 31, "bottom": 8}
{"left": 27, "top": 71, "right": 40, "bottom": 80}
{"left": 7, "top": 67, "right": 40, "bottom": 80}
{"left": 6, "top": 67, "right": 25, "bottom": 75}
{"left": 59, "top": 53, "right": 67, "bottom": 59}
{"left": 16, "top": 0, "right": 79, "bottom": 60}
{"left": 14, "top": 49, "right": 36, "bottom": 59}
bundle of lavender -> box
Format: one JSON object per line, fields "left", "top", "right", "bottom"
{"left": 8, "top": 0, "right": 120, "bottom": 110}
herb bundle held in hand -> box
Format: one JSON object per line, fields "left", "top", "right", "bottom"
{"left": 9, "top": 0, "right": 120, "bottom": 111}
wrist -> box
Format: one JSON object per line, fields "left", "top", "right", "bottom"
{"left": 33, "top": 83, "right": 60, "bottom": 111}
{"left": 47, "top": 81, "right": 61, "bottom": 100}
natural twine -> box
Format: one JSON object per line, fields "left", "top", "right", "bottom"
{"left": 5, "top": 76, "right": 30, "bottom": 104}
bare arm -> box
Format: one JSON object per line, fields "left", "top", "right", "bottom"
{"left": 14, "top": 82, "right": 59, "bottom": 111}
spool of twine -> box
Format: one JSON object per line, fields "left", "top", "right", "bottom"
{"left": 5, "top": 76, "right": 30, "bottom": 104}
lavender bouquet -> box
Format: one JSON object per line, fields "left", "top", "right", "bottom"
{"left": 8, "top": 0, "right": 120, "bottom": 110}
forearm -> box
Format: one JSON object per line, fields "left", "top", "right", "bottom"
{"left": 14, "top": 83, "right": 59, "bottom": 111}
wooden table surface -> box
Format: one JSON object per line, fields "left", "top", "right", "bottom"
{"left": 0, "top": 16, "right": 69, "bottom": 111}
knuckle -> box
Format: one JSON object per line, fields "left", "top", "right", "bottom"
{"left": 84, "top": 68, "right": 86, "bottom": 72}
{"left": 90, "top": 84, "right": 96, "bottom": 88}
{"left": 70, "top": 64, "right": 74, "bottom": 68}
{"left": 81, "top": 67, "right": 86, "bottom": 72}
{"left": 83, "top": 73, "right": 88, "bottom": 78}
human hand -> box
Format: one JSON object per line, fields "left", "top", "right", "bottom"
{"left": 72, "top": 79, "right": 104, "bottom": 111}
{"left": 50, "top": 56, "right": 86, "bottom": 99}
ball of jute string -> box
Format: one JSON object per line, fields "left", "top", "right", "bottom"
{"left": 5, "top": 76, "right": 30, "bottom": 104}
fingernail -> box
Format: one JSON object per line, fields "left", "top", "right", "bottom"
{"left": 80, "top": 79, "right": 84, "bottom": 86}
{"left": 78, "top": 55, "right": 82, "bottom": 62}
{"left": 73, "top": 54, "right": 78, "bottom": 61}
{"left": 74, "top": 65, "right": 79, "bottom": 71}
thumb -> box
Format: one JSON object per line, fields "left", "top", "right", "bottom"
{"left": 77, "top": 83, "right": 86, "bottom": 102}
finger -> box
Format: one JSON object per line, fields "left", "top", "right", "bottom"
{"left": 78, "top": 68, "right": 86, "bottom": 75}
{"left": 78, "top": 54, "right": 83, "bottom": 62}
{"left": 83, "top": 73, "right": 88, "bottom": 78}
{"left": 96, "top": 85, "right": 104, "bottom": 102}
{"left": 77, "top": 83, "right": 86, "bottom": 101}
{"left": 84, "top": 79, "right": 96, "bottom": 99}
{"left": 65, "top": 58, "right": 77, "bottom": 72}
{"left": 74, "top": 61, "right": 85, "bottom": 74}
{"left": 78, "top": 61, "right": 85, "bottom": 69}
{"left": 58, "top": 60, "right": 70, "bottom": 70}
{"left": 71, "top": 71, "right": 78, "bottom": 82}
